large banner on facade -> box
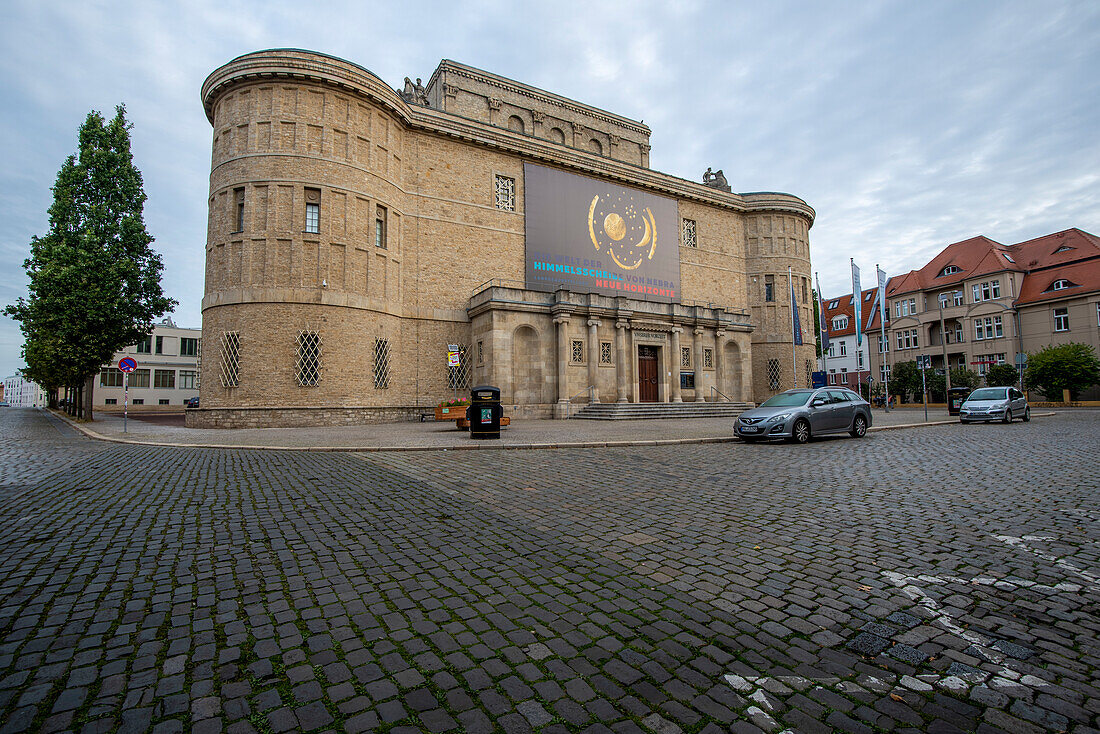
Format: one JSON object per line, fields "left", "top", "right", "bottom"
{"left": 524, "top": 163, "right": 681, "bottom": 302}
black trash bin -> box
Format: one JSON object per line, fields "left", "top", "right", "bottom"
{"left": 468, "top": 385, "right": 502, "bottom": 439}
{"left": 948, "top": 386, "right": 970, "bottom": 416}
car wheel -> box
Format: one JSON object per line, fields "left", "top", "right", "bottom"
{"left": 849, "top": 415, "right": 867, "bottom": 438}
{"left": 790, "top": 419, "right": 811, "bottom": 444}
{"left": 1002, "top": 409, "right": 1012, "bottom": 424}
{"left": 1023, "top": 407, "right": 1030, "bottom": 422}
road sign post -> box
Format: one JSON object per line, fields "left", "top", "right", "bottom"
{"left": 118, "top": 357, "right": 137, "bottom": 433}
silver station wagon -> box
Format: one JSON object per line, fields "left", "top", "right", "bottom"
{"left": 736, "top": 388, "right": 872, "bottom": 443}
{"left": 959, "top": 386, "right": 1030, "bottom": 423}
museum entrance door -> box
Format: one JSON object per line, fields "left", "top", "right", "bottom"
{"left": 638, "top": 346, "right": 659, "bottom": 402}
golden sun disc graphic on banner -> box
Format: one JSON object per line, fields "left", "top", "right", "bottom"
{"left": 588, "top": 193, "right": 657, "bottom": 270}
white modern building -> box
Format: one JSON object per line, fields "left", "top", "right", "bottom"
{"left": 96, "top": 318, "right": 201, "bottom": 409}
{"left": 3, "top": 374, "right": 48, "bottom": 407}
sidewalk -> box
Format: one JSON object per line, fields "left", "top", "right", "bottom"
{"left": 54, "top": 405, "right": 967, "bottom": 451}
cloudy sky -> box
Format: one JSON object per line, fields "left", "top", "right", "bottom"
{"left": 2, "top": 0, "right": 1098, "bottom": 378}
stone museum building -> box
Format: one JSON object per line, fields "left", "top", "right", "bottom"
{"left": 190, "top": 49, "right": 815, "bottom": 427}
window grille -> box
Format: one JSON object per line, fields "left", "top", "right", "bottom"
{"left": 447, "top": 344, "right": 472, "bottom": 389}
{"left": 682, "top": 219, "right": 697, "bottom": 248}
{"left": 220, "top": 331, "right": 241, "bottom": 387}
{"left": 494, "top": 175, "right": 516, "bottom": 211}
{"left": 767, "top": 359, "right": 782, "bottom": 391}
{"left": 571, "top": 339, "right": 584, "bottom": 364}
{"left": 600, "top": 341, "right": 613, "bottom": 365}
{"left": 296, "top": 331, "right": 322, "bottom": 386}
{"left": 703, "top": 348, "right": 713, "bottom": 368}
{"left": 680, "top": 346, "right": 691, "bottom": 368}
{"left": 373, "top": 338, "right": 390, "bottom": 388}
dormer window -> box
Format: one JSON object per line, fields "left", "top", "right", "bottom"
{"left": 1046, "top": 278, "right": 1076, "bottom": 292}
{"left": 864, "top": 291, "right": 874, "bottom": 301}
{"left": 829, "top": 300, "right": 839, "bottom": 309}
{"left": 1002, "top": 253, "right": 1015, "bottom": 263}
{"left": 939, "top": 265, "right": 961, "bottom": 277}
{"left": 1053, "top": 245, "right": 1075, "bottom": 254}
{"left": 831, "top": 316, "right": 849, "bottom": 330}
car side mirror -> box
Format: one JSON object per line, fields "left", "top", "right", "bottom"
{"left": 811, "top": 398, "right": 826, "bottom": 407}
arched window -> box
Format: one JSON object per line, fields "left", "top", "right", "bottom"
{"left": 507, "top": 115, "right": 525, "bottom": 134}
{"left": 588, "top": 138, "right": 603, "bottom": 155}
{"left": 549, "top": 127, "right": 565, "bottom": 144}
{"left": 939, "top": 265, "right": 961, "bottom": 277}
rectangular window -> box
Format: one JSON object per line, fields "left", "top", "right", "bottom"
{"left": 953, "top": 291, "right": 963, "bottom": 306}
{"left": 680, "top": 371, "right": 695, "bottom": 390}
{"left": 135, "top": 336, "right": 151, "bottom": 354}
{"left": 494, "top": 175, "right": 516, "bottom": 211}
{"left": 159, "top": 399, "right": 170, "bottom": 406}
{"left": 992, "top": 280, "right": 1001, "bottom": 299}
{"left": 894, "top": 301, "right": 901, "bottom": 318}
{"left": 767, "top": 359, "right": 781, "bottom": 390}
{"left": 972, "top": 284, "right": 981, "bottom": 302}
{"left": 939, "top": 293, "right": 949, "bottom": 308}
{"left": 296, "top": 331, "right": 322, "bottom": 386}
{"left": 153, "top": 369, "right": 175, "bottom": 389}
{"left": 974, "top": 320, "right": 984, "bottom": 341}
{"left": 447, "top": 344, "right": 471, "bottom": 390}
{"left": 680, "top": 346, "right": 691, "bottom": 368}
{"left": 802, "top": 279, "right": 808, "bottom": 303}
{"left": 155, "top": 335, "right": 164, "bottom": 355}
{"left": 305, "top": 188, "right": 321, "bottom": 234}
{"left": 105, "top": 398, "right": 117, "bottom": 405}
{"left": 220, "top": 331, "right": 241, "bottom": 387}
{"left": 373, "top": 337, "right": 390, "bottom": 388}
{"left": 570, "top": 339, "right": 584, "bottom": 364}
{"left": 130, "top": 369, "right": 150, "bottom": 388}
{"left": 1096, "top": 303, "right": 1100, "bottom": 327}
{"left": 828, "top": 344, "right": 835, "bottom": 358}
{"left": 896, "top": 331, "right": 903, "bottom": 350}
{"left": 857, "top": 350, "right": 864, "bottom": 368}
{"left": 375, "top": 206, "right": 387, "bottom": 249}
{"left": 100, "top": 368, "right": 124, "bottom": 388}
{"left": 1054, "top": 307, "right": 1069, "bottom": 332}
{"left": 909, "top": 298, "right": 916, "bottom": 314}
{"left": 981, "top": 283, "right": 991, "bottom": 301}
{"left": 180, "top": 338, "right": 199, "bottom": 357}
{"left": 477, "top": 340, "right": 484, "bottom": 365}
{"left": 764, "top": 275, "right": 774, "bottom": 302}
{"left": 985, "top": 317, "right": 994, "bottom": 340}
{"left": 954, "top": 323, "right": 963, "bottom": 343}
{"left": 132, "top": 398, "right": 144, "bottom": 405}
{"left": 993, "top": 316, "right": 1003, "bottom": 338}
{"left": 600, "top": 341, "right": 613, "bottom": 365}
{"left": 840, "top": 342, "right": 847, "bottom": 356}
{"left": 681, "top": 218, "right": 697, "bottom": 248}
{"left": 179, "top": 370, "right": 198, "bottom": 390}
{"left": 703, "top": 347, "right": 713, "bottom": 369}
{"left": 234, "top": 187, "right": 244, "bottom": 232}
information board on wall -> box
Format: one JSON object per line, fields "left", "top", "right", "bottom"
{"left": 524, "top": 163, "right": 681, "bottom": 303}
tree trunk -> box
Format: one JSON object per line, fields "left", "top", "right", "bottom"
{"left": 84, "top": 374, "right": 95, "bottom": 421}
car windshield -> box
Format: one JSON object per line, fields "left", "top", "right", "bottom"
{"left": 968, "top": 387, "right": 1007, "bottom": 401}
{"left": 759, "top": 392, "right": 813, "bottom": 407}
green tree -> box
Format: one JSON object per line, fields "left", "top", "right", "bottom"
{"left": 890, "top": 360, "right": 921, "bottom": 402}
{"left": 985, "top": 363, "right": 1020, "bottom": 387}
{"left": 1025, "top": 343, "right": 1100, "bottom": 401}
{"left": 949, "top": 368, "right": 982, "bottom": 392}
{"left": 4, "top": 106, "right": 176, "bottom": 419}
{"left": 926, "top": 370, "right": 946, "bottom": 402}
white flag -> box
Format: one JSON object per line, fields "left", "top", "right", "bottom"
{"left": 851, "top": 260, "right": 862, "bottom": 347}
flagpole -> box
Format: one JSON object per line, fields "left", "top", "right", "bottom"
{"left": 850, "top": 258, "right": 861, "bottom": 398}
{"left": 814, "top": 272, "right": 824, "bottom": 373}
{"left": 878, "top": 265, "right": 890, "bottom": 412}
{"left": 789, "top": 266, "right": 797, "bottom": 388}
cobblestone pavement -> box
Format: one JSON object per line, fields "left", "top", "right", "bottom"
{"left": 1, "top": 407, "right": 1098, "bottom": 734}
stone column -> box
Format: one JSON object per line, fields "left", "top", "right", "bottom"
{"left": 615, "top": 320, "right": 630, "bottom": 403}
{"left": 714, "top": 329, "right": 726, "bottom": 401}
{"left": 670, "top": 327, "right": 683, "bottom": 403}
{"left": 586, "top": 319, "right": 600, "bottom": 403}
{"left": 555, "top": 316, "right": 570, "bottom": 415}
{"left": 694, "top": 327, "right": 706, "bottom": 402}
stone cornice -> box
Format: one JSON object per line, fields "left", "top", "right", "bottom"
{"left": 202, "top": 50, "right": 815, "bottom": 226}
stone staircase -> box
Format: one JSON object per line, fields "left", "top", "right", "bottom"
{"left": 570, "top": 401, "right": 755, "bottom": 421}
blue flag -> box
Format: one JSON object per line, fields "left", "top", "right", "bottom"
{"left": 791, "top": 275, "right": 804, "bottom": 346}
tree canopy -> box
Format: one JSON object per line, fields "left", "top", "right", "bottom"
{"left": 4, "top": 106, "right": 176, "bottom": 416}
{"left": 1025, "top": 343, "right": 1100, "bottom": 400}
{"left": 985, "top": 363, "right": 1020, "bottom": 387}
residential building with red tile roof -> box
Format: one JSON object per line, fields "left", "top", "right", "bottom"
{"left": 819, "top": 285, "right": 891, "bottom": 390}
{"left": 868, "top": 228, "right": 1099, "bottom": 400}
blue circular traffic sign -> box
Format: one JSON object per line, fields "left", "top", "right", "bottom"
{"left": 118, "top": 357, "right": 137, "bottom": 373}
